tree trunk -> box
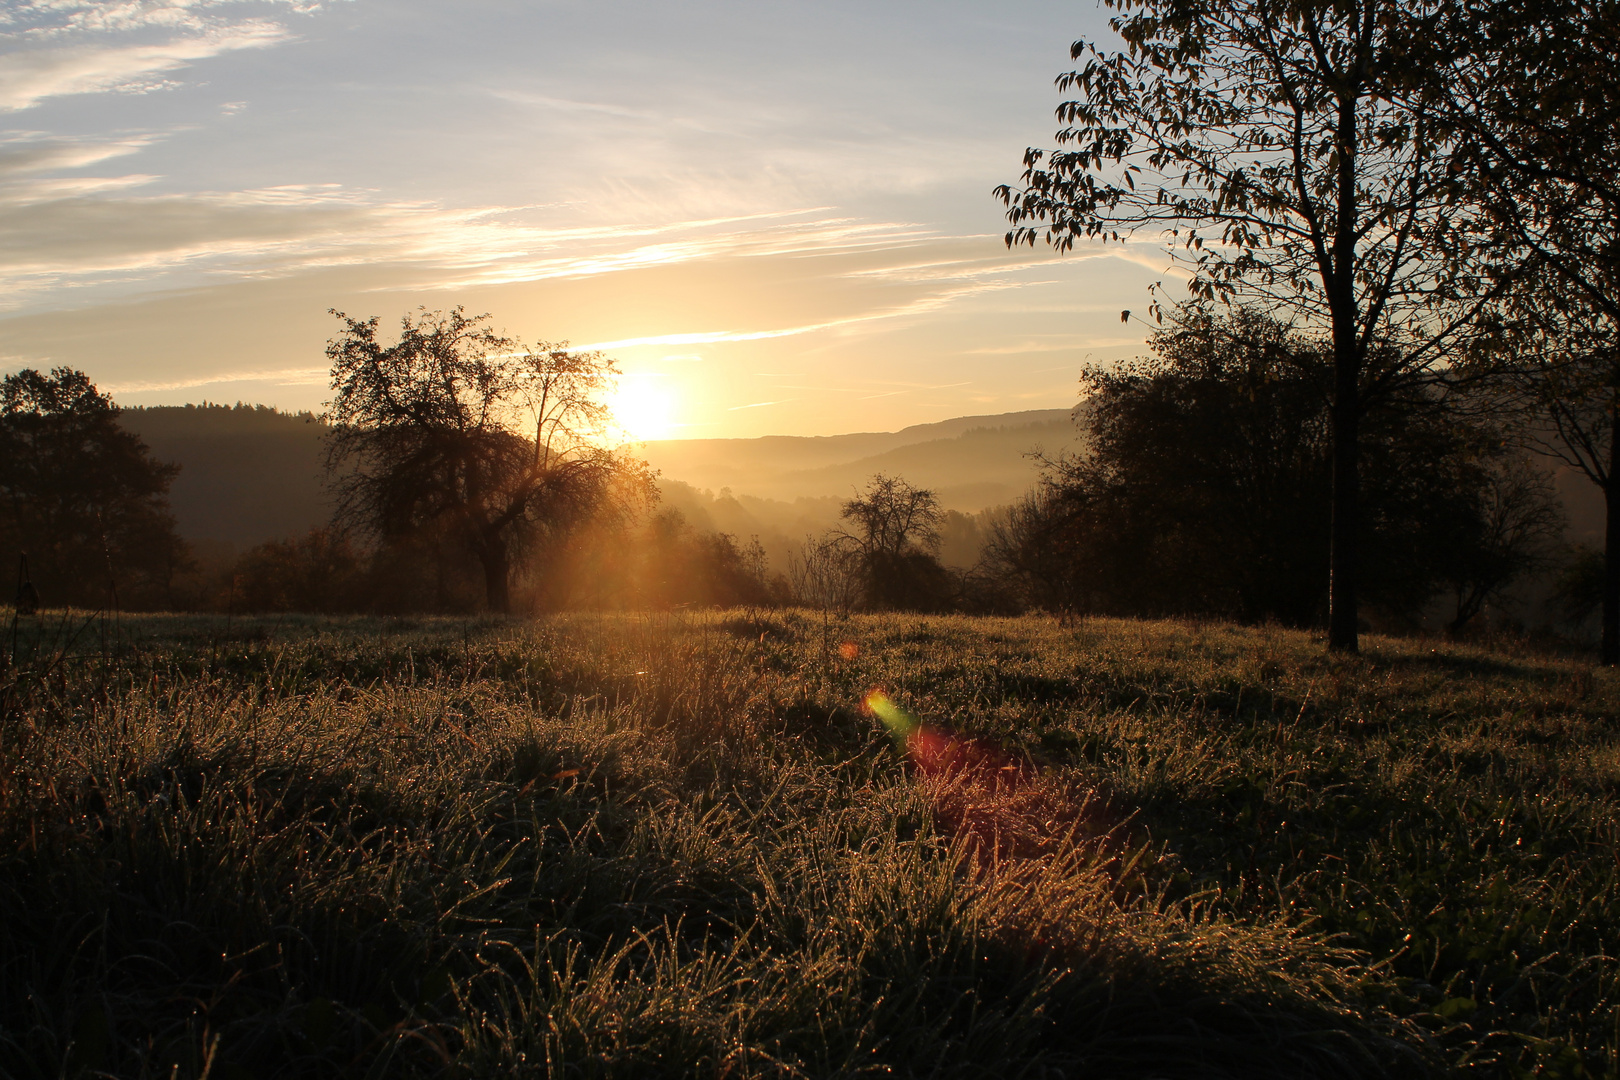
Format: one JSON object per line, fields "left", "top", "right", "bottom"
{"left": 1328, "top": 369, "right": 1361, "bottom": 653}
{"left": 1327, "top": 93, "right": 1362, "bottom": 655}
{"left": 1604, "top": 420, "right": 1618, "bottom": 665}
{"left": 481, "top": 536, "right": 511, "bottom": 615}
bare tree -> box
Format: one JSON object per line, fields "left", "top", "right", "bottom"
{"left": 1475, "top": 299, "right": 1620, "bottom": 657}
{"left": 1442, "top": 452, "right": 1567, "bottom": 636}
{"left": 787, "top": 530, "right": 862, "bottom": 679}
{"left": 835, "top": 474, "right": 951, "bottom": 611}
{"left": 838, "top": 474, "right": 943, "bottom": 560}
{"left": 1431, "top": 0, "right": 1620, "bottom": 659}
{"left": 788, "top": 532, "right": 862, "bottom": 617}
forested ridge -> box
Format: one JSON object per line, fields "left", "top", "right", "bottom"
{"left": 2, "top": 363, "right": 1610, "bottom": 641}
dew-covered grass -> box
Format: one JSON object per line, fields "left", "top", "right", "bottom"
{"left": 0, "top": 609, "right": 1615, "bottom": 1077}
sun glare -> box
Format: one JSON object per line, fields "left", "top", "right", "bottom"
{"left": 610, "top": 378, "right": 678, "bottom": 442}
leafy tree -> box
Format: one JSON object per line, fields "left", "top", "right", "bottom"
{"left": 1433, "top": 0, "right": 1620, "bottom": 660}
{"left": 1436, "top": 0, "right": 1619, "bottom": 316}
{"left": 0, "top": 368, "right": 190, "bottom": 610}
{"left": 983, "top": 308, "right": 1558, "bottom": 628}
{"left": 997, "top": 0, "right": 1497, "bottom": 651}
{"left": 323, "top": 307, "right": 646, "bottom": 613}
{"left": 1051, "top": 308, "right": 1334, "bottom": 622}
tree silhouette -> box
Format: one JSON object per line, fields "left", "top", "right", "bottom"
{"left": 0, "top": 368, "right": 189, "bottom": 610}
{"left": 1474, "top": 298, "right": 1619, "bottom": 657}
{"left": 1434, "top": 0, "right": 1620, "bottom": 661}
{"left": 838, "top": 474, "right": 951, "bottom": 610}
{"left": 997, "top": 0, "right": 1500, "bottom": 651}
{"left": 982, "top": 307, "right": 1556, "bottom": 629}
{"left": 789, "top": 532, "right": 863, "bottom": 618}
{"left": 322, "top": 307, "right": 643, "bottom": 613}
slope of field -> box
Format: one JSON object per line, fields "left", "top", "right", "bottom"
{"left": 2, "top": 612, "right": 1615, "bottom": 1077}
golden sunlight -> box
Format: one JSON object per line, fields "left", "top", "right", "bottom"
{"left": 610, "top": 376, "right": 679, "bottom": 442}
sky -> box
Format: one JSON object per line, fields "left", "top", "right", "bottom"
{"left": 0, "top": 0, "right": 1168, "bottom": 439}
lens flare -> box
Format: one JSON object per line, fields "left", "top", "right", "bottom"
{"left": 864, "top": 689, "right": 914, "bottom": 738}
{"left": 863, "top": 688, "right": 1116, "bottom": 950}
{"left": 866, "top": 690, "right": 967, "bottom": 775}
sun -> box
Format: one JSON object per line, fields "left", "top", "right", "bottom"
{"left": 609, "top": 377, "right": 678, "bottom": 442}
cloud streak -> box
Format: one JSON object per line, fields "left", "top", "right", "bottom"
{"left": 577, "top": 279, "right": 1029, "bottom": 354}
{"left": 103, "top": 364, "right": 329, "bottom": 394}
{"left": 0, "top": 129, "right": 161, "bottom": 174}
{"left": 0, "top": 23, "right": 293, "bottom": 111}
{"left": 0, "top": 138, "right": 968, "bottom": 311}
{"left": 0, "top": 1, "right": 330, "bottom": 111}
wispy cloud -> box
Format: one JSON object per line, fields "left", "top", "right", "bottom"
{"left": 0, "top": 23, "right": 294, "bottom": 111}
{"left": 581, "top": 328, "right": 819, "bottom": 351}
{"left": 0, "top": 146, "right": 957, "bottom": 310}
{"left": 0, "top": 181, "right": 380, "bottom": 298}
{"left": 0, "top": 1, "right": 327, "bottom": 111}
{"left": 0, "top": 128, "right": 161, "bottom": 174}
{"left": 0, "top": 172, "right": 159, "bottom": 203}
{"left": 577, "top": 277, "right": 1032, "bottom": 353}
{"left": 964, "top": 340, "right": 1086, "bottom": 355}
{"left": 487, "top": 89, "right": 656, "bottom": 123}
{"left": 103, "top": 364, "right": 329, "bottom": 394}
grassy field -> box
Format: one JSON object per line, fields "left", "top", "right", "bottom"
{"left": 1, "top": 609, "right": 1617, "bottom": 1078}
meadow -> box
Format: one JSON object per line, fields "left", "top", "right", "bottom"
{"left": 0, "top": 609, "right": 1616, "bottom": 1078}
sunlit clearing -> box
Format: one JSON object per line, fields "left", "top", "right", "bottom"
{"left": 610, "top": 378, "right": 678, "bottom": 441}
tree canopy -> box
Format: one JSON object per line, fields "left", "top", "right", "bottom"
{"left": 322, "top": 307, "right": 647, "bottom": 613}
{"left": 838, "top": 474, "right": 952, "bottom": 611}
{"left": 0, "top": 367, "right": 190, "bottom": 610}
{"left": 983, "top": 308, "right": 1560, "bottom": 630}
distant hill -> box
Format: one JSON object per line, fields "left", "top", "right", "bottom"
{"left": 639, "top": 408, "right": 1082, "bottom": 510}
{"left": 116, "top": 404, "right": 1082, "bottom": 557}
{"left": 112, "top": 401, "right": 1612, "bottom": 618}
{"left": 122, "top": 404, "right": 332, "bottom": 553}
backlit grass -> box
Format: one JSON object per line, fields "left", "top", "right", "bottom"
{"left": 0, "top": 610, "right": 1615, "bottom": 1077}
